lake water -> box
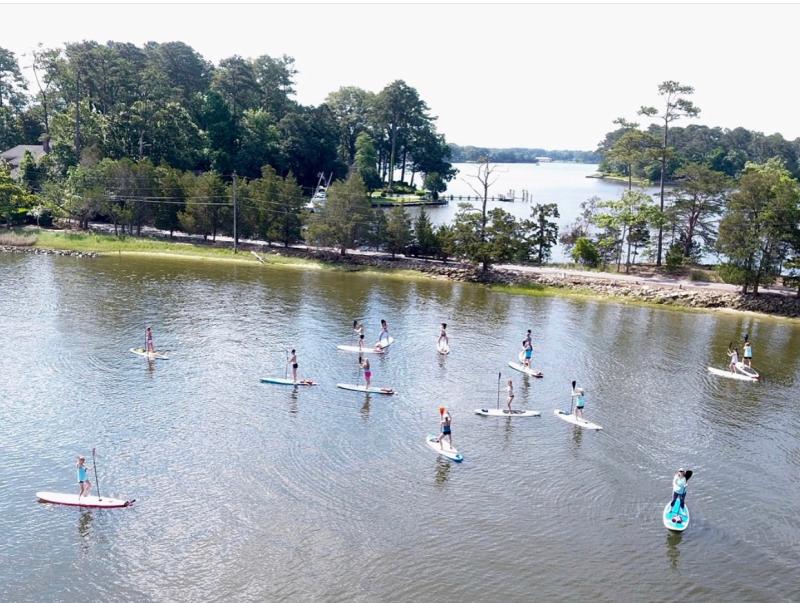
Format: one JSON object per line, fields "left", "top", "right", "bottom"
{"left": 1, "top": 253, "right": 799, "bottom": 602}
{"left": 418, "top": 162, "right": 659, "bottom": 262}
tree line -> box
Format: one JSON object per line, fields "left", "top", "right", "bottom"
{"left": 450, "top": 144, "right": 599, "bottom": 164}
{"left": 0, "top": 42, "right": 454, "bottom": 192}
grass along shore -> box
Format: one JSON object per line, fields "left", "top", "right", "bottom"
{"left": 4, "top": 228, "right": 799, "bottom": 320}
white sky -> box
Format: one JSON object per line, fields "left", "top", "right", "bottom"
{"left": 4, "top": 2, "right": 800, "bottom": 150}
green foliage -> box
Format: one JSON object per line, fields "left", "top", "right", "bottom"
{"left": 354, "top": 132, "right": 381, "bottom": 191}
{"left": 520, "top": 203, "right": 560, "bottom": 265}
{"left": 178, "top": 171, "right": 228, "bottom": 241}
{"left": 670, "top": 163, "right": 731, "bottom": 257}
{"left": 307, "top": 172, "right": 373, "bottom": 254}
{"left": 0, "top": 164, "right": 35, "bottom": 226}
{"left": 717, "top": 159, "right": 800, "bottom": 293}
{"left": 266, "top": 172, "right": 304, "bottom": 247}
{"left": 413, "top": 207, "right": 437, "bottom": 256}
{"left": 664, "top": 242, "right": 684, "bottom": 272}
{"left": 385, "top": 206, "right": 412, "bottom": 257}
{"left": 571, "top": 237, "right": 601, "bottom": 268}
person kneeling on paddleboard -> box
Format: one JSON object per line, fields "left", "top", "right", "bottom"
{"left": 436, "top": 406, "right": 453, "bottom": 449}
{"left": 670, "top": 469, "right": 688, "bottom": 511}
{"left": 77, "top": 456, "right": 92, "bottom": 498}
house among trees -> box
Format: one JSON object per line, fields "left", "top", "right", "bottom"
{"left": 0, "top": 145, "right": 46, "bottom": 178}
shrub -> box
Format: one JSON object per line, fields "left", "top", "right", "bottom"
{"left": 0, "top": 232, "right": 37, "bottom": 246}
{"left": 571, "top": 237, "right": 600, "bottom": 268}
{"left": 665, "top": 242, "right": 684, "bottom": 272}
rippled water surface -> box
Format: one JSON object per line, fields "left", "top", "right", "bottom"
{"left": 1, "top": 253, "right": 799, "bottom": 602}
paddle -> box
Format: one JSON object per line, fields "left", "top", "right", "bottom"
{"left": 92, "top": 447, "right": 102, "bottom": 501}
{"left": 496, "top": 372, "right": 501, "bottom": 410}
{"left": 284, "top": 350, "right": 288, "bottom": 380}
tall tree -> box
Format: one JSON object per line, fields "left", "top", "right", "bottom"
{"left": 606, "top": 129, "right": 659, "bottom": 189}
{"left": 374, "top": 80, "right": 429, "bottom": 187}
{"left": 463, "top": 156, "right": 501, "bottom": 267}
{"left": 307, "top": 172, "right": 373, "bottom": 255}
{"left": 267, "top": 172, "right": 304, "bottom": 247}
{"left": 353, "top": 132, "right": 381, "bottom": 191}
{"left": 670, "top": 163, "right": 731, "bottom": 259}
{"left": 639, "top": 81, "right": 700, "bottom": 265}
{"left": 521, "top": 203, "right": 560, "bottom": 265}
{"left": 325, "top": 86, "right": 373, "bottom": 164}
{"left": 0, "top": 47, "right": 28, "bottom": 149}
{"left": 384, "top": 206, "right": 412, "bottom": 257}
{"left": 717, "top": 159, "right": 800, "bottom": 294}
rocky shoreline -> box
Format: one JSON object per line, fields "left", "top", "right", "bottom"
{"left": 0, "top": 245, "right": 96, "bottom": 258}
{"left": 4, "top": 240, "right": 799, "bottom": 318}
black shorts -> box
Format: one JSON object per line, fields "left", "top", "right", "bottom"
{"left": 292, "top": 364, "right": 298, "bottom": 369}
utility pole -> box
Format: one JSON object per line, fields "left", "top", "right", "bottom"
{"left": 232, "top": 172, "right": 238, "bottom": 253}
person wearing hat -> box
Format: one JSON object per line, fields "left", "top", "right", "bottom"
{"left": 670, "top": 469, "right": 688, "bottom": 510}
{"left": 436, "top": 406, "right": 453, "bottom": 450}
{"left": 572, "top": 384, "right": 586, "bottom": 419}
{"left": 76, "top": 455, "right": 92, "bottom": 498}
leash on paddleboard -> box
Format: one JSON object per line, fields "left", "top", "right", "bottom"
{"left": 92, "top": 448, "right": 102, "bottom": 501}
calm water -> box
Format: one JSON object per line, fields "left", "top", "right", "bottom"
{"left": 421, "top": 162, "right": 659, "bottom": 262}
{"left": 1, "top": 253, "right": 799, "bottom": 602}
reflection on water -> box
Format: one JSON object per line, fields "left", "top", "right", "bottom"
{"left": 1, "top": 253, "right": 799, "bottom": 601}
{"left": 666, "top": 531, "right": 683, "bottom": 570}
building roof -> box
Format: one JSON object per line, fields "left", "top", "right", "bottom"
{"left": 0, "top": 145, "right": 46, "bottom": 168}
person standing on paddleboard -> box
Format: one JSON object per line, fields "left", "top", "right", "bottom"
{"left": 572, "top": 385, "right": 586, "bottom": 419}
{"left": 670, "top": 469, "right": 688, "bottom": 510}
{"left": 743, "top": 339, "right": 753, "bottom": 367}
{"left": 76, "top": 456, "right": 92, "bottom": 498}
{"left": 727, "top": 346, "right": 740, "bottom": 373}
{"left": 523, "top": 339, "right": 533, "bottom": 368}
{"left": 436, "top": 406, "right": 453, "bottom": 449}
{"left": 353, "top": 320, "right": 363, "bottom": 336}
{"left": 360, "top": 356, "right": 372, "bottom": 389}
{"left": 438, "top": 323, "right": 448, "bottom": 348}
{"left": 506, "top": 379, "right": 515, "bottom": 412}
{"left": 288, "top": 349, "right": 299, "bottom": 383}
{"left": 378, "top": 319, "right": 390, "bottom": 345}
{"left": 145, "top": 326, "right": 155, "bottom": 354}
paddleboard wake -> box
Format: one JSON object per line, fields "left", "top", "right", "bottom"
{"left": 336, "top": 383, "right": 395, "bottom": 395}
{"left": 260, "top": 377, "right": 317, "bottom": 386}
{"left": 707, "top": 366, "right": 759, "bottom": 381}
{"left": 553, "top": 409, "right": 602, "bottom": 430}
{"left": 425, "top": 434, "right": 463, "bottom": 462}
{"left": 475, "top": 408, "right": 540, "bottom": 417}
{"left": 36, "top": 491, "right": 134, "bottom": 508}
{"left": 662, "top": 500, "right": 690, "bottom": 532}
{"left": 130, "top": 348, "right": 168, "bottom": 360}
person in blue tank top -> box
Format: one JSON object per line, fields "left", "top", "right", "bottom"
{"left": 76, "top": 455, "right": 92, "bottom": 497}
{"left": 670, "top": 468, "right": 688, "bottom": 510}
{"left": 572, "top": 386, "right": 586, "bottom": 419}
{"left": 743, "top": 339, "right": 753, "bottom": 367}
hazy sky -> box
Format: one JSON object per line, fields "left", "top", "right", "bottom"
{"left": 5, "top": 3, "right": 800, "bottom": 150}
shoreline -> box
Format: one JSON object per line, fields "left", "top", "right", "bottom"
{"left": 4, "top": 230, "right": 800, "bottom": 320}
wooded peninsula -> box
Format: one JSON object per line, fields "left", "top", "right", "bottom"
{"left": 2, "top": 42, "right": 800, "bottom": 297}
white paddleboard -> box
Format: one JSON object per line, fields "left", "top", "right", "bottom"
{"left": 475, "top": 408, "right": 540, "bottom": 417}
{"left": 36, "top": 491, "right": 134, "bottom": 508}
{"left": 707, "top": 366, "right": 758, "bottom": 381}
{"left": 425, "top": 434, "right": 463, "bottom": 462}
{"left": 437, "top": 340, "right": 450, "bottom": 355}
{"left": 336, "top": 383, "right": 395, "bottom": 395}
{"left": 553, "top": 409, "right": 602, "bottom": 430}
{"left": 508, "top": 361, "right": 543, "bottom": 378}
{"left": 260, "top": 377, "right": 317, "bottom": 386}
{"left": 663, "top": 501, "right": 690, "bottom": 532}
{"left": 130, "top": 347, "right": 168, "bottom": 360}
{"left": 336, "top": 344, "right": 385, "bottom": 354}
{"left": 375, "top": 336, "right": 395, "bottom": 349}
